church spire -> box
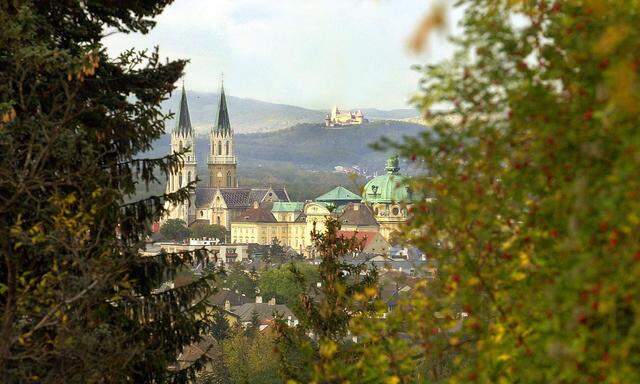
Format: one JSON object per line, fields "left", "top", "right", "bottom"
{"left": 174, "top": 82, "right": 193, "bottom": 136}
{"left": 214, "top": 78, "right": 231, "bottom": 134}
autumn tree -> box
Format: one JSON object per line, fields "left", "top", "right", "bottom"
{"left": 0, "top": 1, "right": 216, "bottom": 382}
{"left": 325, "top": 0, "right": 640, "bottom": 382}
{"left": 274, "top": 217, "right": 378, "bottom": 383}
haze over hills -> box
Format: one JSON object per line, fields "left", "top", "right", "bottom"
{"left": 161, "top": 91, "right": 419, "bottom": 134}
{"left": 149, "top": 120, "right": 426, "bottom": 173}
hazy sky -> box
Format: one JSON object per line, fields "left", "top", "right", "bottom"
{"left": 105, "top": 0, "right": 458, "bottom": 110}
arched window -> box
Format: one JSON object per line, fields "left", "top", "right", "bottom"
{"left": 178, "top": 172, "right": 182, "bottom": 188}
{"left": 200, "top": 210, "right": 204, "bottom": 217}
{"left": 216, "top": 216, "right": 221, "bottom": 225}
{"left": 178, "top": 141, "right": 183, "bottom": 152}
{"left": 217, "top": 141, "right": 222, "bottom": 155}
{"left": 225, "top": 141, "right": 229, "bottom": 155}
{"left": 187, "top": 171, "right": 191, "bottom": 184}
{"left": 226, "top": 171, "right": 232, "bottom": 187}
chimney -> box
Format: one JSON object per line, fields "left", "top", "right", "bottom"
{"left": 255, "top": 296, "right": 262, "bottom": 304}
{"left": 268, "top": 297, "right": 276, "bottom": 306}
{"left": 353, "top": 204, "right": 359, "bottom": 211}
{"left": 224, "top": 300, "right": 230, "bottom": 310}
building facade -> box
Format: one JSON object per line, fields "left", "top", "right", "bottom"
{"left": 161, "top": 81, "right": 290, "bottom": 229}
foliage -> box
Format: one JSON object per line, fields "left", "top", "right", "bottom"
{"left": 258, "top": 262, "right": 319, "bottom": 309}
{"left": 223, "top": 327, "right": 282, "bottom": 384}
{"left": 160, "top": 218, "right": 191, "bottom": 242}
{"left": 339, "top": 0, "right": 640, "bottom": 383}
{"left": 0, "top": 1, "right": 217, "bottom": 382}
{"left": 274, "top": 217, "right": 378, "bottom": 383}
{"left": 220, "top": 263, "right": 257, "bottom": 298}
{"left": 210, "top": 309, "right": 231, "bottom": 342}
{"left": 190, "top": 223, "right": 227, "bottom": 242}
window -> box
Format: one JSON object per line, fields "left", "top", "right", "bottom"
{"left": 392, "top": 206, "right": 400, "bottom": 216}
{"left": 216, "top": 216, "right": 221, "bottom": 225}
{"left": 187, "top": 171, "right": 191, "bottom": 183}
{"left": 217, "top": 141, "right": 222, "bottom": 155}
{"left": 178, "top": 172, "right": 182, "bottom": 188}
{"left": 225, "top": 141, "right": 229, "bottom": 155}
{"left": 226, "top": 171, "right": 232, "bottom": 187}
{"left": 179, "top": 141, "right": 183, "bottom": 152}
{"left": 200, "top": 210, "right": 204, "bottom": 217}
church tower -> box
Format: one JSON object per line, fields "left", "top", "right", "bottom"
{"left": 208, "top": 80, "right": 238, "bottom": 188}
{"left": 165, "top": 83, "right": 197, "bottom": 222}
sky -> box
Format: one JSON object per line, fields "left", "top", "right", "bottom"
{"left": 104, "top": 0, "right": 459, "bottom": 110}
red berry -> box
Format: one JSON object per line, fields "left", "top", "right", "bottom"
{"left": 452, "top": 274, "right": 461, "bottom": 283}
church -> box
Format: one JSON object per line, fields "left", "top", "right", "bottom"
{"left": 162, "top": 81, "right": 290, "bottom": 230}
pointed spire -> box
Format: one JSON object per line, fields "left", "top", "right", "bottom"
{"left": 214, "top": 76, "right": 232, "bottom": 135}
{"left": 174, "top": 82, "right": 193, "bottom": 136}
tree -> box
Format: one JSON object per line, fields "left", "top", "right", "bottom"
{"left": 274, "top": 217, "right": 378, "bottom": 383}
{"left": 329, "top": 1, "right": 640, "bottom": 382}
{"left": 0, "top": 1, "right": 215, "bottom": 382}
{"left": 223, "top": 327, "right": 282, "bottom": 384}
{"left": 190, "top": 223, "right": 226, "bottom": 242}
{"left": 160, "top": 218, "right": 191, "bottom": 242}
{"left": 210, "top": 309, "right": 230, "bottom": 342}
{"left": 221, "top": 262, "right": 257, "bottom": 297}
{"left": 258, "top": 262, "right": 318, "bottom": 308}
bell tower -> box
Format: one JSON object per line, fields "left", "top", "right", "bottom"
{"left": 165, "top": 83, "right": 197, "bottom": 223}
{"left": 208, "top": 79, "right": 238, "bottom": 188}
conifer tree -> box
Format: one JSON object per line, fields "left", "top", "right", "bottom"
{"left": 0, "top": 1, "right": 216, "bottom": 382}
{"left": 274, "top": 217, "right": 378, "bottom": 383}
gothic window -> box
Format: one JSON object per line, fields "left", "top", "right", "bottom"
{"left": 226, "top": 171, "right": 231, "bottom": 187}
{"left": 178, "top": 172, "right": 182, "bottom": 188}
{"left": 216, "top": 216, "right": 221, "bottom": 225}
{"left": 200, "top": 210, "right": 204, "bottom": 217}
{"left": 217, "top": 141, "right": 222, "bottom": 155}
{"left": 392, "top": 206, "right": 400, "bottom": 216}
{"left": 179, "top": 141, "right": 183, "bottom": 152}
{"left": 187, "top": 171, "right": 191, "bottom": 184}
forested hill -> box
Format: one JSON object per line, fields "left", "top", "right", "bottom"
{"left": 161, "top": 91, "right": 418, "bottom": 134}
{"left": 234, "top": 121, "right": 427, "bottom": 171}
{"left": 150, "top": 120, "right": 426, "bottom": 172}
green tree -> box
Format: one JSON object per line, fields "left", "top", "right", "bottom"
{"left": 190, "top": 223, "right": 226, "bottom": 242}
{"left": 160, "top": 218, "right": 191, "bottom": 242}
{"left": 223, "top": 327, "right": 282, "bottom": 384}
{"left": 274, "top": 217, "right": 378, "bottom": 383}
{"left": 0, "top": 1, "right": 215, "bottom": 382}
{"left": 221, "top": 262, "right": 257, "bottom": 297}
{"left": 210, "top": 309, "right": 230, "bottom": 342}
{"left": 258, "top": 262, "right": 318, "bottom": 308}
{"left": 326, "top": 1, "right": 640, "bottom": 383}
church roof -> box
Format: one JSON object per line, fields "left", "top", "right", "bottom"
{"left": 338, "top": 203, "right": 379, "bottom": 227}
{"left": 272, "top": 201, "right": 304, "bottom": 212}
{"left": 316, "top": 186, "right": 362, "bottom": 203}
{"left": 220, "top": 188, "right": 253, "bottom": 209}
{"left": 195, "top": 187, "right": 291, "bottom": 209}
{"left": 174, "top": 84, "right": 193, "bottom": 136}
{"left": 195, "top": 188, "right": 217, "bottom": 207}
{"left": 362, "top": 156, "right": 412, "bottom": 204}
{"left": 214, "top": 83, "right": 231, "bottom": 134}
{"left": 233, "top": 203, "right": 277, "bottom": 223}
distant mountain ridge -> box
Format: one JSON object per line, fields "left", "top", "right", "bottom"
{"left": 162, "top": 91, "right": 419, "bottom": 134}
{"left": 148, "top": 121, "right": 427, "bottom": 172}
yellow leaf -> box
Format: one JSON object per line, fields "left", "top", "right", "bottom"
{"left": 498, "top": 354, "right": 510, "bottom": 361}
{"left": 386, "top": 376, "right": 400, "bottom": 384}
{"left": 511, "top": 271, "right": 526, "bottom": 281}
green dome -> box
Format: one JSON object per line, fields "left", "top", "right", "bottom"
{"left": 362, "top": 156, "right": 412, "bottom": 204}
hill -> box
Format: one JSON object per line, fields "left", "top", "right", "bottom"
{"left": 148, "top": 120, "right": 427, "bottom": 172}
{"left": 161, "top": 91, "right": 419, "bottom": 134}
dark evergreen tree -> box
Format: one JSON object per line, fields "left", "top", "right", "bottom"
{"left": 160, "top": 218, "right": 191, "bottom": 242}
{"left": 0, "top": 1, "right": 216, "bottom": 382}
{"left": 210, "top": 309, "right": 230, "bottom": 342}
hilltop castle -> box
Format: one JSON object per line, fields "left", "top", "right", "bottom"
{"left": 162, "top": 81, "right": 289, "bottom": 230}
{"left": 325, "top": 106, "right": 368, "bottom": 127}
